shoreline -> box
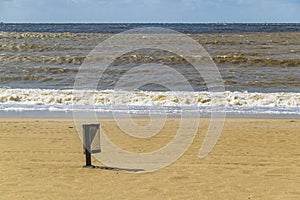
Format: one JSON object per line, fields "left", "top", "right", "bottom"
{"left": 0, "top": 110, "right": 299, "bottom": 119}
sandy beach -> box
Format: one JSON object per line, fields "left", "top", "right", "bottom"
{"left": 0, "top": 117, "right": 299, "bottom": 199}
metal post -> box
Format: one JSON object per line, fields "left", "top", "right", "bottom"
{"left": 82, "top": 124, "right": 100, "bottom": 168}
{"left": 84, "top": 126, "right": 92, "bottom": 167}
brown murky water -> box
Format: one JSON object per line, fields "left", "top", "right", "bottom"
{"left": 0, "top": 31, "right": 299, "bottom": 92}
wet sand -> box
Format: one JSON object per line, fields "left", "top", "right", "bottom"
{"left": 0, "top": 117, "right": 299, "bottom": 199}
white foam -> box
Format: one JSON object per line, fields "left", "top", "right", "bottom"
{"left": 0, "top": 89, "right": 299, "bottom": 115}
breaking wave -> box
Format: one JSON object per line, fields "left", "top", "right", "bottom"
{"left": 0, "top": 89, "right": 299, "bottom": 115}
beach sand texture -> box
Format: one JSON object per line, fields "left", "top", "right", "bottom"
{"left": 0, "top": 117, "right": 299, "bottom": 199}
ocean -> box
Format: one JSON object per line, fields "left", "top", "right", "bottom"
{"left": 0, "top": 23, "right": 299, "bottom": 117}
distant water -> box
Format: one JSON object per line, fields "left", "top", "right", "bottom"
{"left": 1, "top": 23, "right": 300, "bottom": 33}
{"left": 0, "top": 23, "right": 299, "bottom": 115}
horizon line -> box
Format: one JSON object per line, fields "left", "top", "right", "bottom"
{"left": 1, "top": 21, "right": 300, "bottom": 24}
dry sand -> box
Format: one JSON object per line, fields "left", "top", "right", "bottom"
{"left": 0, "top": 117, "right": 299, "bottom": 199}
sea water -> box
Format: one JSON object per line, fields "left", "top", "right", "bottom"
{"left": 0, "top": 23, "right": 299, "bottom": 117}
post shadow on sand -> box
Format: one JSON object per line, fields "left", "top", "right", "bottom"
{"left": 82, "top": 124, "right": 144, "bottom": 172}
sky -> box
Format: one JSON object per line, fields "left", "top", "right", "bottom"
{"left": 0, "top": 0, "right": 299, "bottom": 23}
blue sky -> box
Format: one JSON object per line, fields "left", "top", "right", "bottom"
{"left": 0, "top": 0, "right": 299, "bottom": 23}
